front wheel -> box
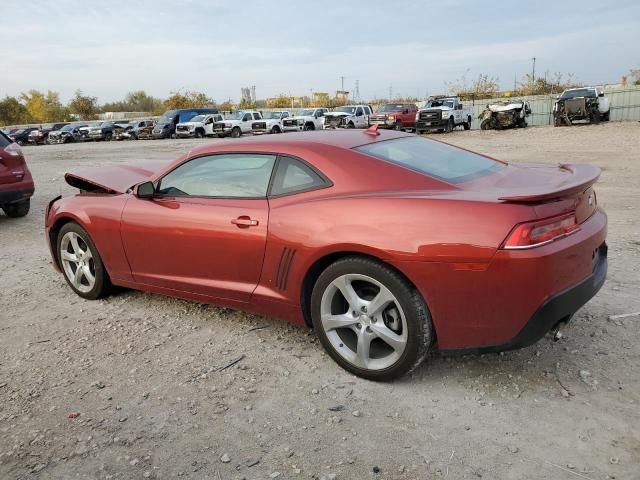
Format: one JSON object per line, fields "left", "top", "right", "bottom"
{"left": 394, "top": 121, "right": 403, "bottom": 131}
{"left": 463, "top": 116, "right": 471, "bottom": 130}
{"left": 57, "top": 222, "right": 111, "bottom": 300}
{"left": 2, "top": 198, "right": 30, "bottom": 218}
{"left": 195, "top": 129, "right": 204, "bottom": 138}
{"left": 231, "top": 127, "right": 242, "bottom": 138}
{"left": 311, "top": 256, "right": 433, "bottom": 381}
{"left": 445, "top": 118, "right": 454, "bottom": 133}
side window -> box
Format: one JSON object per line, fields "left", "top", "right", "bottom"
{"left": 242, "top": 114, "right": 251, "bottom": 121}
{"left": 364, "top": 106, "right": 371, "bottom": 115}
{"left": 316, "top": 110, "right": 324, "bottom": 117}
{"left": 355, "top": 107, "right": 363, "bottom": 116}
{"left": 282, "top": 112, "right": 289, "bottom": 119}
{"left": 253, "top": 113, "right": 261, "bottom": 120}
{"left": 157, "top": 154, "right": 276, "bottom": 198}
{"left": 270, "top": 156, "right": 329, "bottom": 197}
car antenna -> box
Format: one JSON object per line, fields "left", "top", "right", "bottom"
{"left": 364, "top": 124, "right": 380, "bottom": 136}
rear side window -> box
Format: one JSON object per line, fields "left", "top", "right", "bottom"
{"left": 270, "top": 156, "right": 329, "bottom": 196}
{"left": 0, "top": 131, "right": 11, "bottom": 148}
{"left": 355, "top": 136, "right": 504, "bottom": 184}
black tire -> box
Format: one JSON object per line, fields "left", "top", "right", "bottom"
{"left": 446, "top": 118, "right": 454, "bottom": 133}
{"left": 104, "top": 132, "right": 113, "bottom": 141}
{"left": 416, "top": 130, "right": 424, "bottom": 135}
{"left": 591, "top": 112, "right": 601, "bottom": 124}
{"left": 303, "top": 123, "right": 315, "bottom": 131}
{"left": 231, "top": 127, "right": 242, "bottom": 138}
{"left": 195, "top": 129, "right": 204, "bottom": 138}
{"left": 56, "top": 222, "right": 111, "bottom": 300}
{"left": 217, "top": 134, "right": 225, "bottom": 138}
{"left": 394, "top": 121, "right": 403, "bottom": 131}
{"left": 2, "top": 198, "right": 30, "bottom": 218}
{"left": 480, "top": 119, "right": 491, "bottom": 130}
{"left": 464, "top": 116, "right": 471, "bottom": 130}
{"left": 271, "top": 126, "right": 281, "bottom": 134}
{"left": 310, "top": 256, "right": 433, "bottom": 381}
{"left": 602, "top": 111, "right": 610, "bottom": 122}
{"left": 346, "top": 122, "right": 355, "bottom": 129}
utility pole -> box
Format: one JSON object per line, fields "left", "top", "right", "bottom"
{"left": 531, "top": 57, "right": 536, "bottom": 81}
{"left": 354, "top": 80, "right": 360, "bottom": 102}
{"left": 340, "top": 76, "right": 345, "bottom": 91}
{"left": 389, "top": 84, "right": 393, "bottom": 101}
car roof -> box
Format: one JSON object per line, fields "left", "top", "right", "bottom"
{"left": 190, "top": 129, "right": 412, "bottom": 156}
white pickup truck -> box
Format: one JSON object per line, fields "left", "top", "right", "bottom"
{"left": 251, "top": 111, "right": 291, "bottom": 134}
{"left": 213, "top": 111, "right": 263, "bottom": 138}
{"left": 175, "top": 113, "right": 225, "bottom": 138}
{"left": 323, "top": 105, "right": 373, "bottom": 129}
{"left": 282, "top": 108, "right": 329, "bottom": 132}
{"left": 415, "top": 96, "right": 473, "bottom": 133}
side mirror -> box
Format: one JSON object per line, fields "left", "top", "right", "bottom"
{"left": 136, "top": 181, "right": 156, "bottom": 199}
{"left": 598, "top": 92, "right": 604, "bottom": 97}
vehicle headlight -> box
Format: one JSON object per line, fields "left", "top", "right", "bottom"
{"left": 225, "top": 123, "right": 232, "bottom": 127}
{"left": 297, "top": 119, "right": 304, "bottom": 125}
{"left": 96, "top": 129, "right": 102, "bottom": 133}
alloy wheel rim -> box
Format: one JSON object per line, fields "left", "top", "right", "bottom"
{"left": 60, "top": 232, "right": 96, "bottom": 293}
{"left": 320, "top": 274, "right": 408, "bottom": 371}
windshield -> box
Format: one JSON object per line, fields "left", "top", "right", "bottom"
{"left": 61, "top": 125, "right": 75, "bottom": 132}
{"left": 159, "top": 110, "right": 178, "bottom": 123}
{"left": 188, "top": 115, "right": 206, "bottom": 123}
{"left": 426, "top": 99, "right": 455, "bottom": 108}
{"left": 335, "top": 106, "right": 356, "bottom": 114}
{"left": 226, "top": 112, "right": 244, "bottom": 120}
{"left": 355, "top": 136, "right": 503, "bottom": 184}
{"left": 301, "top": 110, "right": 315, "bottom": 116}
{"left": 264, "top": 112, "right": 283, "bottom": 119}
{"left": 380, "top": 104, "right": 405, "bottom": 112}
{"left": 13, "top": 129, "right": 25, "bottom": 135}
{"left": 560, "top": 88, "right": 597, "bottom": 99}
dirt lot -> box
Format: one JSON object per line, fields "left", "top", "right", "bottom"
{"left": 1, "top": 123, "right": 639, "bottom": 480}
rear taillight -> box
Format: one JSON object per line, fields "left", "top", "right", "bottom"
{"left": 502, "top": 213, "right": 580, "bottom": 249}
{"left": 4, "top": 142, "right": 23, "bottom": 157}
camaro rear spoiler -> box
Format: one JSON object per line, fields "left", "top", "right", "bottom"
{"left": 498, "top": 163, "right": 600, "bottom": 202}
{"left": 64, "top": 160, "right": 172, "bottom": 194}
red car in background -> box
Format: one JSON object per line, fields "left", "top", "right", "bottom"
{"left": 0, "top": 130, "right": 34, "bottom": 217}
{"left": 45, "top": 129, "right": 607, "bottom": 380}
{"left": 369, "top": 103, "right": 419, "bottom": 131}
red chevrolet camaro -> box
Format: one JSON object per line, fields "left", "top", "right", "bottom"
{"left": 45, "top": 129, "right": 607, "bottom": 380}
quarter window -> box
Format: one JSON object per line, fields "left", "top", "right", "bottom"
{"left": 253, "top": 113, "right": 261, "bottom": 120}
{"left": 157, "top": 154, "right": 276, "bottom": 198}
{"left": 270, "top": 156, "right": 329, "bottom": 196}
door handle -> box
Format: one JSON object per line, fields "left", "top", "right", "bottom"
{"left": 231, "top": 216, "right": 259, "bottom": 227}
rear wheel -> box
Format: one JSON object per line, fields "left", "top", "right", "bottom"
{"left": 57, "top": 222, "right": 111, "bottom": 300}
{"left": 464, "top": 116, "right": 471, "bottom": 130}
{"left": 311, "top": 256, "right": 433, "bottom": 381}
{"left": 2, "top": 198, "right": 30, "bottom": 218}
{"left": 231, "top": 127, "right": 242, "bottom": 138}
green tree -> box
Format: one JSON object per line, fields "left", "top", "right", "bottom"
{"left": 447, "top": 71, "right": 500, "bottom": 100}
{"left": 0, "top": 96, "right": 31, "bottom": 125}
{"left": 68, "top": 90, "right": 99, "bottom": 120}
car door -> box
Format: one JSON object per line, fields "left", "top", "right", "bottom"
{"left": 240, "top": 113, "right": 253, "bottom": 132}
{"left": 354, "top": 107, "right": 364, "bottom": 127}
{"left": 204, "top": 116, "right": 215, "bottom": 135}
{"left": 120, "top": 153, "right": 277, "bottom": 303}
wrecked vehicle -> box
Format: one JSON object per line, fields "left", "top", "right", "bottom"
{"left": 175, "top": 114, "right": 224, "bottom": 138}
{"left": 415, "top": 96, "right": 472, "bottom": 134}
{"left": 48, "top": 124, "right": 86, "bottom": 144}
{"left": 323, "top": 105, "right": 373, "bottom": 129}
{"left": 369, "top": 103, "right": 419, "bottom": 131}
{"left": 553, "top": 87, "right": 610, "bottom": 126}
{"left": 79, "top": 122, "right": 104, "bottom": 141}
{"left": 251, "top": 111, "right": 291, "bottom": 134}
{"left": 114, "top": 120, "right": 155, "bottom": 140}
{"left": 153, "top": 109, "right": 219, "bottom": 139}
{"left": 28, "top": 123, "right": 69, "bottom": 145}
{"left": 479, "top": 100, "right": 531, "bottom": 130}
{"left": 282, "top": 108, "right": 329, "bottom": 132}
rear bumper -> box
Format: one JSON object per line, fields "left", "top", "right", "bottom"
{"left": 454, "top": 242, "right": 608, "bottom": 353}
{"left": 0, "top": 186, "right": 34, "bottom": 204}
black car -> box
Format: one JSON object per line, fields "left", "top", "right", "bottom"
{"left": 9, "top": 128, "right": 38, "bottom": 145}
{"left": 87, "top": 121, "right": 121, "bottom": 141}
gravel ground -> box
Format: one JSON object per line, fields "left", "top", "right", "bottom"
{"left": 1, "top": 123, "right": 639, "bottom": 480}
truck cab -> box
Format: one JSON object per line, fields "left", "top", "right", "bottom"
{"left": 369, "top": 103, "right": 418, "bottom": 131}
{"left": 213, "top": 111, "right": 263, "bottom": 138}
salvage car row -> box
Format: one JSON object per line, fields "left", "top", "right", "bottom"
{"left": 1, "top": 86, "right": 612, "bottom": 146}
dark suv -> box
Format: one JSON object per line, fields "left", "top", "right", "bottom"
{"left": 0, "top": 131, "right": 34, "bottom": 217}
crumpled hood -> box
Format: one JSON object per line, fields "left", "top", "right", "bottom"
{"left": 65, "top": 160, "right": 173, "bottom": 194}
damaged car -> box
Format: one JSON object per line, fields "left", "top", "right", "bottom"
{"left": 553, "top": 87, "right": 610, "bottom": 126}
{"left": 48, "top": 124, "right": 87, "bottom": 144}
{"left": 323, "top": 105, "right": 372, "bottom": 129}
{"left": 479, "top": 100, "right": 531, "bottom": 130}
{"left": 213, "top": 111, "right": 262, "bottom": 138}
{"left": 282, "top": 108, "right": 329, "bottom": 132}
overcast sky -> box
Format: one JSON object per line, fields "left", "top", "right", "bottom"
{"left": 1, "top": 0, "right": 638, "bottom": 103}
